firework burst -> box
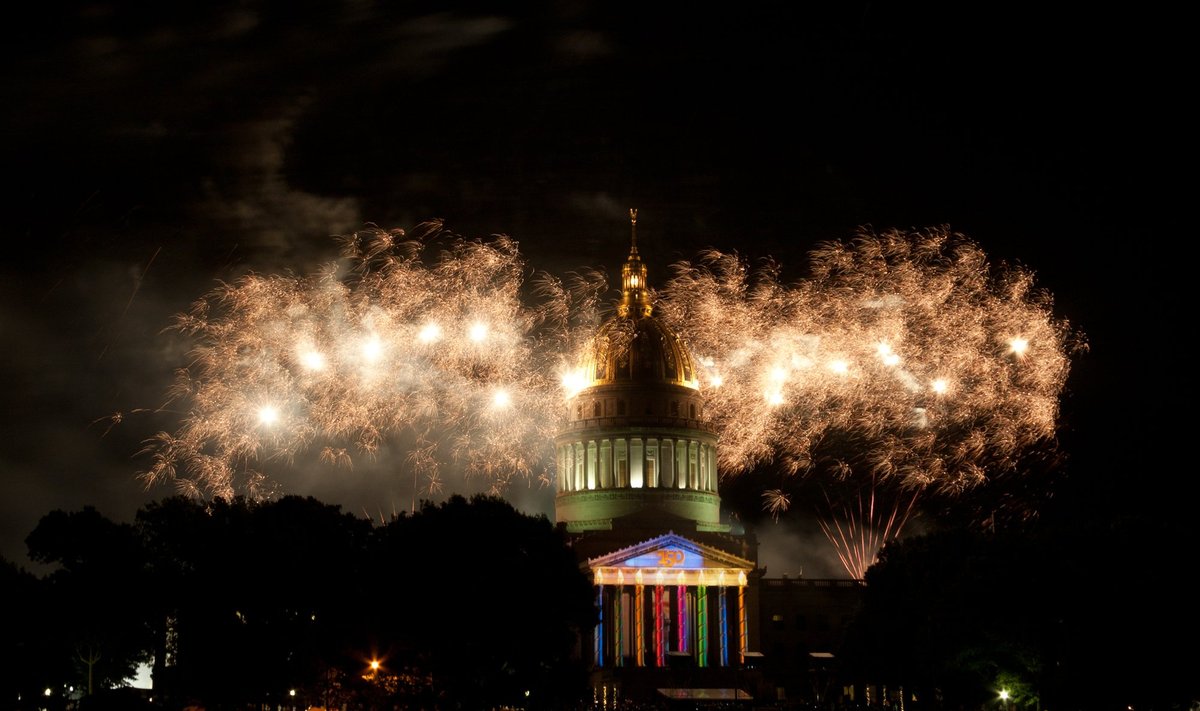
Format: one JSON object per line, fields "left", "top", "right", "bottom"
{"left": 657, "top": 225, "right": 1084, "bottom": 496}
{"left": 139, "top": 221, "right": 1082, "bottom": 543}
{"left": 139, "top": 221, "right": 584, "bottom": 500}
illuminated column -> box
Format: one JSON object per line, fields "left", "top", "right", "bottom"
{"left": 634, "top": 570, "right": 645, "bottom": 666}
{"left": 630, "top": 437, "right": 643, "bottom": 488}
{"left": 574, "top": 442, "right": 585, "bottom": 491}
{"left": 595, "top": 572, "right": 604, "bottom": 668}
{"left": 697, "top": 578, "right": 708, "bottom": 668}
{"left": 719, "top": 585, "right": 729, "bottom": 667}
{"left": 738, "top": 571, "right": 748, "bottom": 664}
{"left": 614, "top": 570, "right": 624, "bottom": 667}
{"left": 675, "top": 440, "right": 687, "bottom": 489}
{"left": 660, "top": 438, "right": 673, "bottom": 488}
{"left": 654, "top": 577, "right": 665, "bottom": 666}
{"left": 586, "top": 440, "right": 598, "bottom": 489}
{"left": 691, "top": 441, "right": 700, "bottom": 492}
{"left": 676, "top": 573, "right": 687, "bottom": 652}
{"left": 599, "top": 439, "right": 612, "bottom": 488}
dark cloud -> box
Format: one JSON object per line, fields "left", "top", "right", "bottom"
{"left": 0, "top": 2, "right": 1184, "bottom": 573}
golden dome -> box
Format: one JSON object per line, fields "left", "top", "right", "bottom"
{"left": 581, "top": 315, "right": 699, "bottom": 390}
{"left": 578, "top": 208, "right": 698, "bottom": 391}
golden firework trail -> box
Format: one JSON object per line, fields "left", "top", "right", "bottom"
{"left": 138, "top": 222, "right": 1083, "bottom": 537}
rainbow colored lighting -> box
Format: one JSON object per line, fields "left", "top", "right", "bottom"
{"left": 654, "top": 585, "right": 665, "bottom": 666}
{"left": 720, "top": 586, "right": 729, "bottom": 667}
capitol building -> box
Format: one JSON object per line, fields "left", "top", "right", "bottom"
{"left": 555, "top": 211, "right": 863, "bottom": 707}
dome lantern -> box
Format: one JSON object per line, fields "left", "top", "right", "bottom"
{"left": 618, "top": 208, "right": 653, "bottom": 318}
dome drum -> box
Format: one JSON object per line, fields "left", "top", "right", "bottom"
{"left": 563, "top": 382, "right": 715, "bottom": 435}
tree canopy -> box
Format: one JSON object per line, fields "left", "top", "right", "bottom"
{"left": 4, "top": 494, "right": 595, "bottom": 711}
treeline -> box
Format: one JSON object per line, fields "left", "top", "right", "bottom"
{"left": 0, "top": 495, "right": 595, "bottom": 711}
{"left": 840, "top": 507, "right": 1199, "bottom": 711}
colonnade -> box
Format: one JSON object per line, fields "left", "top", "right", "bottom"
{"left": 592, "top": 568, "right": 748, "bottom": 669}
{"left": 558, "top": 436, "right": 718, "bottom": 493}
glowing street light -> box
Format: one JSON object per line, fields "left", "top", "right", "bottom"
{"left": 362, "top": 657, "right": 382, "bottom": 684}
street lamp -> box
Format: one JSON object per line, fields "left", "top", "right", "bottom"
{"left": 999, "top": 688, "right": 1011, "bottom": 711}
{"left": 364, "top": 658, "right": 382, "bottom": 682}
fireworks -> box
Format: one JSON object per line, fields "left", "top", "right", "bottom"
{"left": 814, "top": 470, "right": 922, "bottom": 579}
{"left": 139, "top": 221, "right": 1083, "bottom": 554}
{"left": 138, "top": 221, "right": 584, "bottom": 500}
{"left": 657, "top": 225, "right": 1084, "bottom": 497}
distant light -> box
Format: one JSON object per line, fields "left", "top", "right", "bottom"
{"left": 525, "top": 690, "right": 531, "bottom": 697}
{"left": 361, "top": 336, "right": 383, "bottom": 362}
{"left": 876, "top": 343, "right": 901, "bottom": 366}
{"left": 770, "top": 366, "right": 788, "bottom": 383}
{"left": 999, "top": 689, "right": 1010, "bottom": 701}
{"left": 492, "top": 389, "right": 511, "bottom": 408}
{"left": 300, "top": 350, "right": 325, "bottom": 371}
{"left": 257, "top": 406, "right": 280, "bottom": 426}
{"left": 418, "top": 322, "right": 442, "bottom": 344}
{"left": 369, "top": 659, "right": 380, "bottom": 671}
{"left": 930, "top": 378, "right": 949, "bottom": 395}
{"left": 1009, "top": 337, "right": 1029, "bottom": 356}
{"left": 765, "top": 390, "right": 784, "bottom": 406}
{"left": 131, "top": 661, "right": 153, "bottom": 689}
{"left": 828, "top": 359, "right": 850, "bottom": 375}
{"left": 709, "top": 374, "right": 724, "bottom": 388}
{"left": 44, "top": 689, "right": 51, "bottom": 697}
{"left": 468, "top": 322, "right": 489, "bottom": 342}
{"left": 289, "top": 689, "right": 296, "bottom": 697}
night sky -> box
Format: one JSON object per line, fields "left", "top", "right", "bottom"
{"left": 1, "top": 3, "right": 1186, "bottom": 575}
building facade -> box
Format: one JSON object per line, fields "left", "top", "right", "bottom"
{"left": 555, "top": 211, "right": 865, "bottom": 708}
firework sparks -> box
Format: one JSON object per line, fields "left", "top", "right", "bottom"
{"left": 657, "top": 225, "right": 1085, "bottom": 497}
{"left": 138, "top": 222, "right": 581, "bottom": 500}
{"left": 139, "top": 222, "right": 1082, "bottom": 529}
{"left": 813, "top": 469, "right": 923, "bottom": 579}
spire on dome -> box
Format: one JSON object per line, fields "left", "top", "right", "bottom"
{"left": 618, "top": 208, "right": 652, "bottom": 317}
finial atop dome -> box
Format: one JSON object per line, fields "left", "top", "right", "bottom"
{"left": 618, "top": 208, "right": 652, "bottom": 318}
{"left": 629, "top": 208, "right": 638, "bottom": 253}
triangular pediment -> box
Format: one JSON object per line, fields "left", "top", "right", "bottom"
{"left": 587, "top": 532, "right": 753, "bottom": 587}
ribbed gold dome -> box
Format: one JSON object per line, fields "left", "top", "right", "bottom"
{"left": 579, "top": 207, "right": 698, "bottom": 390}
{"left": 580, "top": 315, "right": 699, "bottom": 390}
